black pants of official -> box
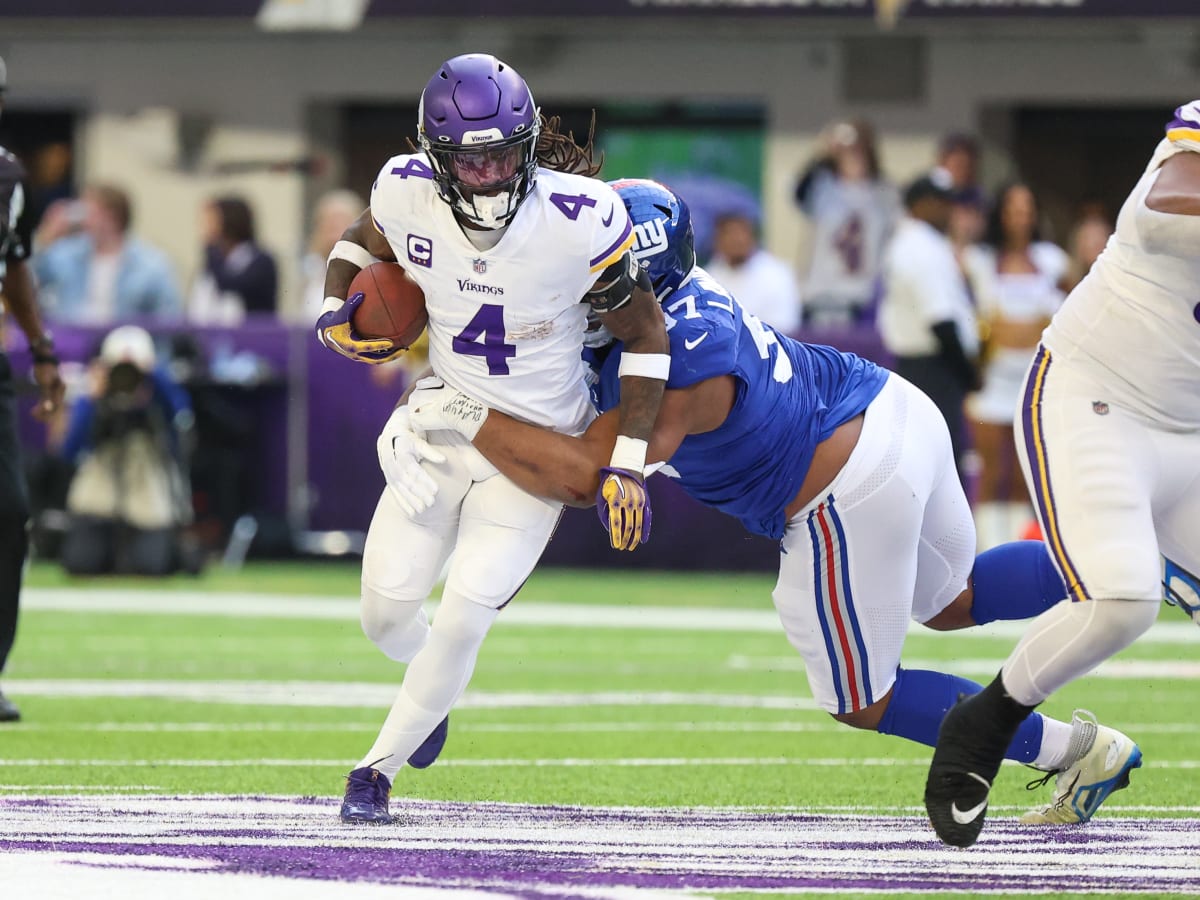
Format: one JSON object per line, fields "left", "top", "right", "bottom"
{"left": 893, "top": 354, "right": 970, "bottom": 486}
{"left": 0, "top": 354, "right": 29, "bottom": 676}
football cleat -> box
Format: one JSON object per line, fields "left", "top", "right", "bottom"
{"left": 1020, "top": 710, "right": 1142, "bottom": 825}
{"left": 407, "top": 716, "right": 449, "bottom": 770}
{"left": 1163, "top": 557, "right": 1200, "bottom": 627}
{"left": 339, "top": 763, "right": 395, "bottom": 824}
{"left": 924, "top": 686, "right": 1025, "bottom": 848}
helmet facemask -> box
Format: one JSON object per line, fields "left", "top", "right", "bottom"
{"left": 421, "top": 118, "right": 540, "bottom": 230}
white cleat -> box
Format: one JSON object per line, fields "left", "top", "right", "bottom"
{"left": 1163, "top": 558, "right": 1200, "bottom": 627}
{"left": 1020, "top": 710, "right": 1142, "bottom": 825}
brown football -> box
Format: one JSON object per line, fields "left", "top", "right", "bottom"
{"left": 349, "top": 262, "right": 428, "bottom": 347}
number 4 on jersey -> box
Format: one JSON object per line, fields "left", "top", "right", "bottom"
{"left": 453, "top": 304, "right": 517, "bottom": 375}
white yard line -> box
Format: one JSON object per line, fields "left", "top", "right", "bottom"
{"left": 0, "top": 756, "right": 1196, "bottom": 769}
{"left": 728, "top": 654, "right": 1200, "bottom": 679}
{"left": 6, "top": 720, "right": 844, "bottom": 734}
{"left": 21, "top": 587, "right": 1200, "bottom": 642}
{"left": 0, "top": 679, "right": 819, "bottom": 710}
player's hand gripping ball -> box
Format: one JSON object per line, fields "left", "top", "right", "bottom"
{"left": 316, "top": 291, "right": 406, "bottom": 364}
{"left": 596, "top": 467, "right": 651, "bottom": 551}
{"left": 316, "top": 263, "right": 427, "bottom": 365}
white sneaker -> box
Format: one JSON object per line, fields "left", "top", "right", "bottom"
{"left": 1163, "top": 558, "right": 1200, "bottom": 627}
{"left": 1020, "top": 710, "right": 1142, "bottom": 825}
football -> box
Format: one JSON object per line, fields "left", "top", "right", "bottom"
{"left": 349, "top": 262, "right": 428, "bottom": 347}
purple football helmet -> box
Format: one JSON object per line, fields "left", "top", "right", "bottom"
{"left": 418, "top": 54, "right": 540, "bottom": 229}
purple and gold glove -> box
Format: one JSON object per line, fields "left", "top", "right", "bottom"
{"left": 316, "top": 292, "right": 405, "bottom": 365}
{"left": 596, "top": 467, "right": 651, "bottom": 552}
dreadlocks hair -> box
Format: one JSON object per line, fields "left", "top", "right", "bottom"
{"left": 535, "top": 112, "right": 604, "bottom": 177}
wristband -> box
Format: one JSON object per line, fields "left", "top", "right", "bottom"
{"left": 327, "top": 239, "right": 378, "bottom": 271}
{"left": 608, "top": 435, "right": 648, "bottom": 474}
{"left": 617, "top": 352, "right": 670, "bottom": 381}
{"left": 30, "top": 333, "right": 57, "bottom": 365}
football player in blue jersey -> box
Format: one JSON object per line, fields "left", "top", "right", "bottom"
{"left": 401, "top": 178, "right": 1139, "bottom": 826}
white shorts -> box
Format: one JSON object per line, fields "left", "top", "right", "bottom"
{"left": 361, "top": 431, "right": 563, "bottom": 611}
{"left": 1016, "top": 345, "right": 1200, "bottom": 603}
{"left": 772, "top": 374, "right": 977, "bottom": 714}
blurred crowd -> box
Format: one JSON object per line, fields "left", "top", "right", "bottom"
{"left": 4, "top": 116, "right": 1115, "bottom": 571}
{"left": 708, "top": 119, "right": 1110, "bottom": 551}
{"left": 5, "top": 139, "right": 382, "bottom": 572}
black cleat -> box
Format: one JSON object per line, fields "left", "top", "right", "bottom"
{"left": 924, "top": 681, "right": 1032, "bottom": 848}
{"left": 0, "top": 690, "right": 20, "bottom": 723}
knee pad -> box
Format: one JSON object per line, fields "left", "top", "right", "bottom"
{"left": 359, "top": 585, "right": 429, "bottom": 663}
{"left": 1089, "top": 596, "right": 1161, "bottom": 645}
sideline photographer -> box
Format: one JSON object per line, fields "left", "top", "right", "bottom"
{"left": 59, "top": 325, "right": 193, "bottom": 575}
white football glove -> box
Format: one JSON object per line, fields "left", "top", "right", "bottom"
{"left": 376, "top": 404, "right": 446, "bottom": 517}
{"left": 408, "top": 376, "right": 489, "bottom": 442}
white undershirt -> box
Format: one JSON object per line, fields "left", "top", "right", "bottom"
{"left": 461, "top": 223, "right": 507, "bottom": 252}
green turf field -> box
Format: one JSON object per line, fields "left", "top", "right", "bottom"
{"left": 4, "top": 562, "right": 1198, "bottom": 898}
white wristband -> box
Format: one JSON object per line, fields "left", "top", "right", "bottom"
{"left": 609, "top": 435, "right": 648, "bottom": 474}
{"left": 321, "top": 295, "right": 344, "bottom": 315}
{"left": 618, "top": 352, "right": 671, "bottom": 381}
{"left": 328, "top": 239, "right": 378, "bottom": 271}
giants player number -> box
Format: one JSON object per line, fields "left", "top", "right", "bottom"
{"left": 453, "top": 304, "right": 517, "bottom": 375}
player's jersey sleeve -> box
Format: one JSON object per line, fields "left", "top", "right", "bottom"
{"left": 583, "top": 179, "right": 635, "bottom": 276}
{"left": 368, "top": 153, "right": 436, "bottom": 247}
{"left": 660, "top": 271, "right": 739, "bottom": 389}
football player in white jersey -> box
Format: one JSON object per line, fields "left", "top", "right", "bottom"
{"left": 314, "top": 54, "right": 669, "bottom": 823}
{"left": 925, "top": 102, "right": 1200, "bottom": 848}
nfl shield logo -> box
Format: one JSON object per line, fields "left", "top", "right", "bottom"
{"left": 1093, "top": 401, "right": 1110, "bottom": 416}
{"left": 472, "top": 258, "right": 488, "bottom": 275}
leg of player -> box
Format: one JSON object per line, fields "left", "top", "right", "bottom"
{"left": 342, "top": 463, "right": 562, "bottom": 824}
{"left": 341, "top": 438, "right": 473, "bottom": 824}
{"left": 924, "top": 595, "right": 1154, "bottom": 846}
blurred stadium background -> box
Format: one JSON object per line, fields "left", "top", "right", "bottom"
{"left": 5, "top": 0, "right": 1200, "bottom": 570}
{"left": 2, "top": 2, "right": 1199, "bottom": 898}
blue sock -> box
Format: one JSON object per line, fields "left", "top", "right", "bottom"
{"left": 971, "top": 540, "right": 1066, "bottom": 625}
{"left": 877, "top": 668, "right": 1044, "bottom": 763}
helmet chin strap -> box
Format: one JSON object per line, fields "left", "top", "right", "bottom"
{"left": 459, "top": 190, "right": 514, "bottom": 229}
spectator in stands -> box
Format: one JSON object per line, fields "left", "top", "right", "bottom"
{"left": 32, "top": 183, "right": 181, "bottom": 323}
{"left": 1067, "top": 205, "right": 1112, "bottom": 285}
{"left": 878, "top": 171, "right": 980, "bottom": 481}
{"left": 962, "top": 181, "right": 1070, "bottom": 549}
{"left": 794, "top": 118, "right": 899, "bottom": 326}
{"left": 704, "top": 211, "right": 802, "bottom": 334}
{"left": 189, "top": 195, "right": 278, "bottom": 323}
{"left": 59, "top": 325, "right": 194, "bottom": 576}
{"left": 25, "top": 141, "right": 73, "bottom": 231}
{"left": 300, "top": 189, "right": 364, "bottom": 321}
{"left": 935, "top": 132, "right": 987, "bottom": 262}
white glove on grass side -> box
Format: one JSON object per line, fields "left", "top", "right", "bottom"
{"left": 376, "top": 404, "right": 446, "bottom": 516}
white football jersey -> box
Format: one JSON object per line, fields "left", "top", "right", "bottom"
{"left": 370, "top": 154, "right": 635, "bottom": 434}
{"left": 1044, "top": 138, "right": 1200, "bottom": 430}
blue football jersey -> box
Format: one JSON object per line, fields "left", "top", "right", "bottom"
{"left": 593, "top": 267, "right": 888, "bottom": 540}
